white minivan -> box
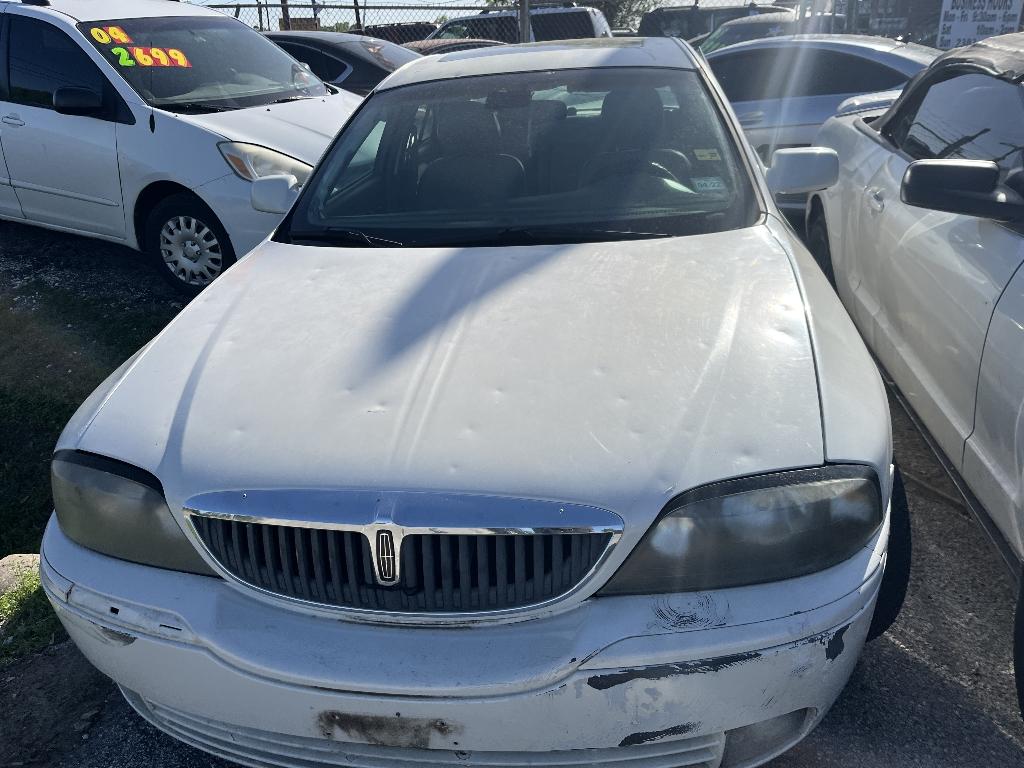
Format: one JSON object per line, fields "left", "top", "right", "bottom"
{"left": 0, "top": 0, "right": 361, "bottom": 293}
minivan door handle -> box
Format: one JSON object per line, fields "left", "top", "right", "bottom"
{"left": 1, "top": 114, "right": 25, "bottom": 127}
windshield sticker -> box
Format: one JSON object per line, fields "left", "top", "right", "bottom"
{"left": 693, "top": 176, "right": 726, "bottom": 193}
{"left": 694, "top": 148, "right": 721, "bottom": 162}
{"left": 90, "top": 26, "right": 133, "bottom": 45}
{"left": 109, "top": 47, "right": 192, "bottom": 68}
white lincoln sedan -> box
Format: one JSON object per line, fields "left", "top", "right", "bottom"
{"left": 42, "top": 38, "right": 908, "bottom": 768}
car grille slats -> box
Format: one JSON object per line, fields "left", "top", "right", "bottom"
{"left": 191, "top": 516, "right": 612, "bottom": 614}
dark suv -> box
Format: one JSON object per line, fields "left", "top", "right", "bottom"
{"left": 638, "top": 3, "right": 790, "bottom": 40}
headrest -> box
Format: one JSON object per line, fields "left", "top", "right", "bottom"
{"left": 435, "top": 101, "right": 501, "bottom": 154}
{"left": 601, "top": 87, "right": 664, "bottom": 129}
{"left": 530, "top": 99, "right": 568, "bottom": 123}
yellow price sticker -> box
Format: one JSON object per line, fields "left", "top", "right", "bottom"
{"left": 90, "top": 26, "right": 133, "bottom": 45}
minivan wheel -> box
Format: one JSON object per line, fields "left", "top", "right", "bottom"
{"left": 806, "top": 214, "right": 836, "bottom": 289}
{"left": 867, "top": 466, "right": 911, "bottom": 641}
{"left": 145, "top": 194, "right": 236, "bottom": 295}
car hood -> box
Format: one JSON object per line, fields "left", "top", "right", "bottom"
{"left": 178, "top": 91, "right": 362, "bottom": 166}
{"left": 67, "top": 224, "right": 823, "bottom": 529}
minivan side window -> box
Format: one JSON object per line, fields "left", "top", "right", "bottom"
{"left": 894, "top": 73, "right": 1024, "bottom": 176}
{"left": 8, "top": 16, "right": 107, "bottom": 109}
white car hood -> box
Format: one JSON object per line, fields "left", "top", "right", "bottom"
{"left": 179, "top": 91, "right": 362, "bottom": 166}
{"left": 68, "top": 225, "right": 823, "bottom": 528}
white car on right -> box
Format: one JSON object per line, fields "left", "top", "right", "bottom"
{"left": 807, "top": 32, "right": 1024, "bottom": 711}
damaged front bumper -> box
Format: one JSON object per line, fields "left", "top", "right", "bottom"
{"left": 40, "top": 512, "right": 887, "bottom": 768}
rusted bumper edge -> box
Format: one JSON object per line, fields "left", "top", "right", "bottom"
{"left": 40, "top": 513, "right": 885, "bottom": 755}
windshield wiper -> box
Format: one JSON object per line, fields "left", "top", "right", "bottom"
{"left": 419, "top": 227, "right": 673, "bottom": 248}
{"left": 267, "top": 95, "right": 314, "bottom": 106}
{"left": 156, "top": 101, "right": 234, "bottom": 114}
{"left": 287, "top": 229, "right": 404, "bottom": 248}
{"left": 286, "top": 226, "right": 670, "bottom": 249}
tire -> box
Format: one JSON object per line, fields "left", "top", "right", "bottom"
{"left": 144, "top": 193, "right": 236, "bottom": 295}
{"left": 806, "top": 213, "right": 837, "bottom": 289}
{"left": 1015, "top": 578, "right": 1024, "bottom": 718}
{"left": 867, "top": 466, "right": 912, "bottom": 641}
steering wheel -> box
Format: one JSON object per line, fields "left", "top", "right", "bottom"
{"left": 580, "top": 150, "right": 692, "bottom": 189}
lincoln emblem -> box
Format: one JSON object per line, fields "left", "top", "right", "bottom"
{"left": 375, "top": 529, "right": 398, "bottom": 585}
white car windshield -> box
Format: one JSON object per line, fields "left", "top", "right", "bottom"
{"left": 284, "top": 67, "right": 758, "bottom": 248}
{"left": 79, "top": 16, "right": 328, "bottom": 112}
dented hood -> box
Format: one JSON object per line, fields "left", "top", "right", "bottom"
{"left": 66, "top": 224, "right": 823, "bottom": 530}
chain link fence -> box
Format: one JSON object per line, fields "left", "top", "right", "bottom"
{"left": 203, "top": 0, "right": 1021, "bottom": 48}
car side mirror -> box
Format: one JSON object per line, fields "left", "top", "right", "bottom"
{"left": 766, "top": 147, "right": 839, "bottom": 195}
{"left": 251, "top": 174, "right": 300, "bottom": 215}
{"left": 901, "top": 159, "right": 1024, "bottom": 222}
{"left": 53, "top": 86, "right": 103, "bottom": 116}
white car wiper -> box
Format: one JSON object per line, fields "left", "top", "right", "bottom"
{"left": 418, "top": 227, "right": 674, "bottom": 247}
{"left": 267, "top": 95, "right": 315, "bottom": 106}
{"left": 288, "top": 229, "right": 404, "bottom": 247}
{"left": 157, "top": 101, "right": 234, "bottom": 114}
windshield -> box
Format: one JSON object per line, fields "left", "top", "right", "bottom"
{"left": 79, "top": 17, "right": 328, "bottom": 112}
{"left": 283, "top": 67, "right": 758, "bottom": 248}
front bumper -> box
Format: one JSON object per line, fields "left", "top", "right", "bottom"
{"left": 195, "top": 174, "right": 283, "bottom": 259}
{"left": 41, "top": 513, "right": 886, "bottom": 767}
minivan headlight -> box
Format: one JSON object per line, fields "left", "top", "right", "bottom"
{"left": 51, "top": 451, "right": 215, "bottom": 575}
{"left": 218, "top": 142, "right": 312, "bottom": 184}
{"left": 601, "top": 466, "right": 883, "bottom": 595}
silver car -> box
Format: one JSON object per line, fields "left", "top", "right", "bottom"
{"left": 706, "top": 35, "right": 937, "bottom": 213}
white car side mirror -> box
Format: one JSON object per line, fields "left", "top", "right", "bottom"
{"left": 251, "top": 174, "right": 300, "bottom": 215}
{"left": 766, "top": 148, "right": 839, "bottom": 195}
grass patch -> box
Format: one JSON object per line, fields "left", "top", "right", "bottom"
{"left": 0, "top": 281, "right": 180, "bottom": 558}
{"left": 0, "top": 568, "right": 66, "bottom": 665}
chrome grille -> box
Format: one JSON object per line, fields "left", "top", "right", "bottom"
{"left": 190, "top": 516, "right": 613, "bottom": 613}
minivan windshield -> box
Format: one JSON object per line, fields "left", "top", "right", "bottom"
{"left": 283, "top": 67, "right": 757, "bottom": 248}
{"left": 79, "top": 16, "right": 328, "bottom": 112}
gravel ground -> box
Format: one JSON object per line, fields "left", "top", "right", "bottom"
{"left": 1, "top": 221, "right": 1022, "bottom": 767}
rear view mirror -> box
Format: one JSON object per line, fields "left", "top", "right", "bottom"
{"left": 53, "top": 86, "right": 103, "bottom": 116}
{"left": 251, "top": 174, "right": 300, "bottom": 215}
{"left": 766, "top": 147, "right": 839, "bottom": 195}
{"left": 901, "top": 159, "right": 1024, "bottom": 222}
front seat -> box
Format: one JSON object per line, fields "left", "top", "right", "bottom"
{"left": 418, "top": 101, "right": 525, "bottom": 209}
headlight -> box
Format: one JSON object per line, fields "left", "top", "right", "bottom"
{"left": 51, "top": 451, "right": 215, "bottom": 576}
{"left": 218, "top": 142, "right": 312, "bottom": 185}
{"left": 601, "top": 466, "right": 883, "bottom": 595}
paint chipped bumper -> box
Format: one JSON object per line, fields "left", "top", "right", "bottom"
{"left": 41, "top": 513, "right": 886, "bottom": 767}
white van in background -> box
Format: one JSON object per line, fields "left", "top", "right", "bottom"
{"left": 0, "top": 0, "right": 361, "bottom": 294}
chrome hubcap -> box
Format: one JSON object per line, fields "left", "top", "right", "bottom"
{"left": 159, "top": 216, "right": 223, "bottom": 286}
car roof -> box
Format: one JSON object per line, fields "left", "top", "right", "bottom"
{"left": 267, "top": 30, "right": 398, "bottom": 47}
{"left": 718, "top": 11, "right": 795, "bottom": 27}
{"left": 928, "top": 30, "right": 1024, "bottom": 79}
{"left": 439, "top": 4, "right": 600, "bottom": 19}
{"left": 1, "top": 0, "right": 224, "bottom": 22}
{"left": 646, "top": 2, "right": 786, "bottom": 13}
{"left": 379, "top": 36, "right": 696, "bottom": 91}
{"left": 706, "top": 33, "right": 936, "bottom": 60}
